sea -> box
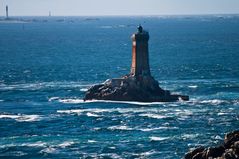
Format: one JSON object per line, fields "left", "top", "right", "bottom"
{"left": 0, "top": 15, "right": 239, "bottom": 159}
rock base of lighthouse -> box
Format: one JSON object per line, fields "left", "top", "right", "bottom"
{"left": 84, "top": 75, "right": 189, "bottom": 102}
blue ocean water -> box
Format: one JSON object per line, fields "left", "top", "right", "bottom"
{"left": 0, "top": 15, "right": 239, "bottom": 158}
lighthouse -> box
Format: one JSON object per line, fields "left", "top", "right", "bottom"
{"left": 130, "top": 25, "right": 151, "bottom": 77}
{"left": 84, "top": 26, "right": 189, "bottom": 102}
{"left": 6, "top": 5, "right": 9, "bottom": 19}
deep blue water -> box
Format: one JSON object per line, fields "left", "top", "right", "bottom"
{"left": 0, "top": 15, "right": 239, "bottom": 158}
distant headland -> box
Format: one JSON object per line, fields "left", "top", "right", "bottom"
{"left": 84, "top": 26, "right": 189, "bottom": 102}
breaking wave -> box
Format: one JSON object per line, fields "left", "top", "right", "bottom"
{"left": 108, "top": 125, "right": 133, "bottom": 131}
{"left": 0, "top": 114, "right": 42, "bottom": 122}
{"left": 149, "top": 136, "right": 170, "bottom": 141}
{"left": 0, "top": 82, "right": 92, "bottom": 91}
{"left": 57, "top": 107, "right": 167, "bottom": 114}
{"left": 139, "top": 113, "right": 171, "bottom": 119}
{"left": 52, "top": 97, "right": 166, "bottom": 105}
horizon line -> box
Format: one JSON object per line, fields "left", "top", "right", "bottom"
{"left": 1, "top": 13, "right": 239, "bottom": 17}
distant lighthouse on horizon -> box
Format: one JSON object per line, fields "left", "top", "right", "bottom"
{"left": 6, "top": 5, "right": 9, "bottom": 19}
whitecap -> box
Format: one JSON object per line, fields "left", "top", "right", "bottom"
{"left": 214, "top": 135, "right": 223, "bottom": 140}
{"left": 57, "top": 107, "right": 172, "bottom": 119}
{"left": 233, "top": 100, "right": 239, "bottom": 106}
{"left": 174, "top": 109, "right": 193, "bottom": 117}
{"left": 218, "top": 112, "right": 228, "bottom": 115}
{"left": 48, "top": 97, "right": 60, "bottom": 102}
{"left": 92, "top": 127, "right": 101, "bottom": 131}
{"left": 58, "top": 141, "right": 75, "bottom": 148}
{"left": 0, "top": 114, "right": 42, "bottom": 122}
{"left": 99, "top": 153, "right": 122, "bottom": 158}
{"left": 80, "top": 88, "right": 88, "bottom": 92}
{"left": 149, "top": 136, "right": 170, "bottom": 141}
{"left": 40, "top": 147, "right": 57, "bottom": 154}
{"left": 57, "top": 108, "right": 107, "bottom": 114}
{"left": 200, "top": 99, "right": 228, "bottom": 105}
{"left": 188, "top": 85, "right": 198, "bottom": 88}
{"left": 0, "top": 141, "right": 47, "bottom": 149}
{"left": 181, "top": 134, "right": 199, "bottom": 139}
{"left": 57, "top": 107, "right": 165, "bottom": 115}
{"left": 140, "top": 150, "right": 158, "bottom": 156}
{"left": 58, "top": 99, "right": 87, "bottom": 104}
{"left": 21, "top": 141, "right": 47, "bottom": 147}
{"left": 139, "top": 113, "right": 170, "bottom": 119}
{"left": 86, "top": 112, "right": 100, "bottom": 117}
{"left": 139, "top": 126, "right": 178, "bottom": 132}
{"left": 57, "top": 98, "right": 165, "bottom": 105}
{"left": 88, "top": 140, "right": 97, "bottom": 143}
{"left": 108, "top": 125, "right": 133, "bottom": 131}
{"left": 0, "top": 82, "right": 92, "bottom": 91}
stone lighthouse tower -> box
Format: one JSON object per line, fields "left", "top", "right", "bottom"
{"left": 84, "top": 26, "right": 189, "bottom": 102}
{"left": 130, "top": 25, "right": 151, "bottom": 77}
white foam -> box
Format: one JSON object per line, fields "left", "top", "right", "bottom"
{"left": 58, "top": 141, "right": 75, "bottom": 148}
{"left": 218, "top": 112, "right": 228, "bottom": 115}
{"left": 188, "top": 85, "right": 198, "bottom": 88}
{"left": 21, "top": 141, "right": 47, "bottom": 147}
{"left": 48, "top": 97, "right": 60, "bottom": 102}
{"left": 40, "top": 147, "right": 57, "bottom": 154}
{"left": 174, "top": 109, "right": 193, "bottom": 116}
{"left": 86, "top": 112, "right": 100, "bottom": 117}
{"left": 0, "top": 82, "right": 92, "bottom": 91}
{"left": 214, "top": 135, "right": 223, "bottom": 140}
{"left": 149, "top": 136, "right": 170, "bottom": 141}
{"left": 181, "top": 134, "right": 199, "bottom": 139}
{"left": 139, "top": 113, "right": 170, "bottom": 119}
{"left": 58, "top": 99, "right": 88, "bottom": 104}
{"left": 0, "top": 141, "right": 48, "bottom": 150}
{"left": 233, "top": 100, "right": 239, "bottom": 106}
{"left": 57, "top": 107, "right": 166, "bottom": 115}
{"left": 88, "top": 140, "right": 97, "bottom": 143}
{"left": 0, "top": 114, "right": 42, "bottom": 122}
{"left": 80, "top": 88, "right": 88, "bottom": 92}
{"left": 108, "top": 125, "right": 133, "bottom": 131}
{"left": 58, "top": 98, "right": 165, "bottom": 105}
{"left": 200, "top": 99, "right": 228, "bottom": 105}
{"left": 139, "top": 127, "right": 178, "bottom": 132}
{"left": 140, "top": 150, "right": 157, "bottom": 156}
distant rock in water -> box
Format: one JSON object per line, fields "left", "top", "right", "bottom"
{"left": 84, "top": 26, "right": 189, "bottom": 102}
{"left": 185, "top": 130, "right": 239, "bottom": 159}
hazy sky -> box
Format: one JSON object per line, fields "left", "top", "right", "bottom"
{"left": 1, "top": 0, "right": 239, "bottom": 16}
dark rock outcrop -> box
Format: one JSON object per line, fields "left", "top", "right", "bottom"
{"left": 84, "top": 75, "right": 189, "bottom": 102}
{"left": 185, "top": 130, "right": 239, "bottom": 159}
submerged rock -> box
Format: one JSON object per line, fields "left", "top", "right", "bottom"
{"left": 185, "top": 130, "right": 239, "bottom": 159}
{"left": 84, "top": 26, "right": 189, "bottom": 102}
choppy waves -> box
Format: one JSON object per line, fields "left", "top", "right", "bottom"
{"left": 0, "top": 81, "right": 91, "bottom": 91}
{"left": 0, "top": 114, "right": 42, "bottom": 122}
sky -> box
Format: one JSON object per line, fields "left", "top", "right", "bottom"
{"left": 1, "top": 0, "right": 239, "bottom": 16}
